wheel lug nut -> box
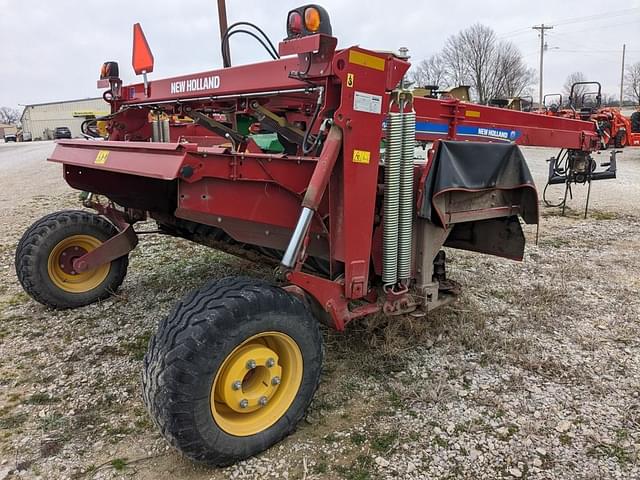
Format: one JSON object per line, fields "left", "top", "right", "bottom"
{"left": 266, "top": 358, "right": 275, "bottom": 368}
{"left": 271, "top": 376, "right": 281, "bottom": 386}
{"left": 231, "top": 380, "right": 242, "bottom": 391}
{"left": 246, "top": 359, "right": 256, "bottom": 370}
{"left": 239, "top": 399, "right": 249, "bottom": 409}
{"left": 259, "top": 396, "right": 268, "bottom": 406}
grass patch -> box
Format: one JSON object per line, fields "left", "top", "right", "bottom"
{"left": 590, "top": 210, "right": 619, "bottom": 221}
{"left": 39, "top": 412, "right": 69, "bottom": 434}
{"left": 0, "top": 292, "right": 30, "bottom": 307}
{"left": 432, "top": 435, "right": 449, "bottom": 448}
{"left": 370, "top": 431, "right": 398, "bottom": 452}
{"left": 350, "top": 432, "right": 366, "bottom": 445}
{"left": 313, "top": 460, "right": 328, "bottom": 474}
{"left": 111, "top": 458, "right": 128, "bottom": 471}
{"left": 0, "top": 412, "right": 27, "bottom": 429}
{"left": 559, "top": 433, "right": 572, "bottom": 446}
{"left": 335, "top": 454, "right": 372, "bottom": 480}
{"left": 323, "top": 433, "right": 338, "bottom": 443}
{"left": 588, "top": 443, "right": 633, "bottom": 465}
{"left": 24, "top": 392, "right": 59, "bottom": 405}
{"left": 121, "top": 331, "right": 152, "bottom": 361}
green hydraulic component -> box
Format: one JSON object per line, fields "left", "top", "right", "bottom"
{"left": 236, "top": 115, "right": 253, "bottom": 136}
{"left": 250, "top": 133, "right": 285, "bottom": 153}
{"left": 249, "top": 101, "right": 305, "bottom": 145}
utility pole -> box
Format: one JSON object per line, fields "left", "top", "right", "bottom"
{"left": 217, "top": 0, "right": 231, "bottom": 67}
{"left": 532, "top": 24, "right": 553, "bottom": 107}
{"left": 620, "top": 44, "right": 626, "bottom": 107}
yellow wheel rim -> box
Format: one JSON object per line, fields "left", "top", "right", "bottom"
{"left": 210, "top": 331, "right": 303, "bottom": 436}
{"left": 47, "top": 234, "right": 110, "bottom": 293}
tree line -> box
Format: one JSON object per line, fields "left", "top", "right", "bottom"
{"left": 410, "top": 22, "right": 640, "bottom": 107}
{"left": 0, "top": 107, "right": 20, "bottom": 125}
{"left": 410, "top": 24, "right": 535, "bottom": 104}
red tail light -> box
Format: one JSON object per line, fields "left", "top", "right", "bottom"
{"left": 288, "top": 11, "right": 303, "bottom": 34}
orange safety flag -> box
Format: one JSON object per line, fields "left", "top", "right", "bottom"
{"left": 132, "top": 23, "right": 154, "bottom": 74}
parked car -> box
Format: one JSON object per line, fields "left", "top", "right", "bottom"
{"left": 53, "top": 127, "right": 72, "bottom": 139}
{"left": 4, "top": 133, "right": 17, "bottom": 142}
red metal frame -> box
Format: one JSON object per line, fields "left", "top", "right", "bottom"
{"left": 48, "top": 31, "right": 606, "bottom": 331}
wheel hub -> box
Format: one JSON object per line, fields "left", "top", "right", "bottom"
{"left": 210, "top": 331, "right": 303, "bottom": 437}
{"left": 47, "top": 235, "right": 110, "bottom": 293}
{"left": 216, "top": 343, "right": 282, "bottom": 413}
{"left": 57, "top": 246, "right": 87, "bottom": 275}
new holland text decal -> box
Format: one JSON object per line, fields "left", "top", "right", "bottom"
{"left": 388, "top": 119, "right": 521, "bottom": 143}
{"left": 456, "top": 125, "right": 521, "bottom": 142}
{"left": 170, "top": 75, "right": 221, "bottom": 94}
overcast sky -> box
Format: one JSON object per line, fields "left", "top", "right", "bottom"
{"left": 1, "top": 0, "right": 639, "bottom": 110}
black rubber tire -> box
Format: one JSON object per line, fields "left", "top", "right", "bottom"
{"left": 614, "top": 130, "right": 626, "bottom": 149}
{"left": 15, "top": 210, "right": 129, "bottom": 309}
{"left": 142, "top": 277, "right": 323, "bottom": 466}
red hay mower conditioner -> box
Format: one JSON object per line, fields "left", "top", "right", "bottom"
{"left": 15, "top": 5, "right": 618, "bottom": 465}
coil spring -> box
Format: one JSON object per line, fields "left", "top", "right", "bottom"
{"left": 382, "top": 112, "right": 403, "bottom": 284}
{"left": 398, "top": 111, "right": 416, "bottom": 280}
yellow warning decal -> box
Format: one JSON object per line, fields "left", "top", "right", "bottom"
{"left": 346, "top": 73, "right": 354, "bottom": 88}
{"left": 349, "top": 50, "right": 385, "bottom": 71}
{"left": 95, "top": 150, "right": 110, "bottom": 164}
{"left": 465, "top": 110, "right": 481, "bottom": 118}
{"left": 352, "top": 149, "right": 371, "bottom": 164}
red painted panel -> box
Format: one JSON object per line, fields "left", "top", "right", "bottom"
{"left": 331, "top": 47, "right": 407, "bottom": 299}
{"left": 120, "top": 57, "right": 308, "bottom": 105}
{"left": 179, "top": 179, "right": 301, "bottom": 229}
{"left": 48, "top": 140, "right": 191, "bottom": 180}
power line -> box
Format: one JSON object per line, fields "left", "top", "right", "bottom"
{"left": 498, "top": 7, "right": 639, "bottom": 39}
{"left": 553, "top": 8, "right": 639, "bottom": 27}
{"left": 547, "top": 19, "right": 640, "bottom": 37}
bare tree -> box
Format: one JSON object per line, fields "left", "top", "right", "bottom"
{"left": 0, "top": 107, "right": 21, "bottom": 125}
{"left": 601, "top": 94, "right": 619, "bottom": 107}
{"left": 562, "top": 72, "right": 590, "bottom": 107}
{"left": 442, "top": 24, "right": 497, "bottom": 103}
{"left": 625, "top": 61, "right": 640, "bottom": 105}
{"left": 410, "top": 54, "right": 448, "bottom": 88}
{"left": 437, "top": 24, "right": 533, "bottom": 104}
{"left": 441, "top": 31, "right": 472, "bottom": 90}
{"left": 493, "top": 41, "right": 536, "bottom": 98}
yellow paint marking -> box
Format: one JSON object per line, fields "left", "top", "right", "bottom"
{"left": 349, "top": 50, "right": 385, "bottom": 71}
{"left": 352, "top": 149, "right": 371, "bottom": 164}
{"left": 94, "top": 150, "right": 110, "bottom": 164}
{"left": 346, "top": 73, "right": 354, "bottom": 88}
{"left": 465, "top": 110, "right": 481, "bottom": 118}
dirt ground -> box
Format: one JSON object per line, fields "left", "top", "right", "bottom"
{"left": 0, "top": 141, "right": 639, "bottom": 479}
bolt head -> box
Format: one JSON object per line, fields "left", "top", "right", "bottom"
{"left": 271, "top": 376, "right": 281, "bottom": 386}
{"left": 231, "top": 380, "right": 242, "bottom": 391}
{"left": 259, "top": 396, "right": 268, "bottom": 406}
{"left": 239, "top": 399, "right": 249, "bottom": 409}
{"left": 246, "top": 359, "right": 256, "bottom": 370}
{"left": 266, "top": 358, "right": 275, "bottom": 368}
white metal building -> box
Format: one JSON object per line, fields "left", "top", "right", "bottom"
{"left": 20, "top": 98, "right": 110, "bottom": 140}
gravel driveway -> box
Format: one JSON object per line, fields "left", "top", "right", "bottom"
{"left": 0, "top": 141, "right": 639, "bottom": 479}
